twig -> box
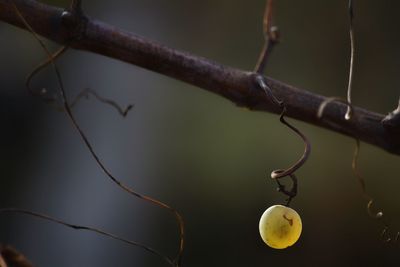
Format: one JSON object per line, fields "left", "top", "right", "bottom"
{"left": 254, "top": 0, "right": 280, "bottom": 74}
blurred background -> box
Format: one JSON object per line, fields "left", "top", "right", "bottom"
{"left": 1, "top": 0, "right": 400, "bottom": 266}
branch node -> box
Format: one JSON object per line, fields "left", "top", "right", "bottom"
{"left": 268, "top": 26, "right": 280, "bottom": 43}
{"left": 382, "top": 100, "right": 400, "bottom": 131}
{"left": 61, "top": 3, "right": 88, "bottom": 42}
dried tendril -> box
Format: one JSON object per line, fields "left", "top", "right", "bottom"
{"left": 316, "top": 1, "right": 400, "bottom": 243}
{"left": 256, "top": 76, "right": 311, "bottom": 206}
{"left": 3, "top": 1, "right": 185, "bottom": 265}
{"left": 26, "top": 46, "right": 133, "bottom": 117}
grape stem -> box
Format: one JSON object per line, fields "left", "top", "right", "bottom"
{"left": 276, "top": 174, "right": 297, "bottom": 206}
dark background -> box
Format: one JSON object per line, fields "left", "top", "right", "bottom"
{"left": 1, "top": 0, "right": 400, "bottom": 266}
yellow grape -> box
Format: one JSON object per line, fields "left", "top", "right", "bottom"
{"left": 259, "top": 205, "right": 302, "bottom": 249}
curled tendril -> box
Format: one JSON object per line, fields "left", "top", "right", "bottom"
{"left": 317, "top": 98, "right": 383, "bottom": 218}
{"left": 271, "top": 106, "right": 311, "bottom": 180}
{"left": 25, "top": 46, "right": 133, "bottom": 118}
{"left": 381, "top": 226, "right": 400, "bottom": 243}
{"left": 352, "top": 139, "right": 385, "bottom": 220}
{"left": 317, "top": 0, "right": 399, "bottom": 244}
{"left": 70, "top": 88, "right": 134, "bottom": 117}
{"left": 256, "top": 75, "right": 311, "bottom": 206}
{"left": 317, "top": 98, "right": 400, "bottom": 243}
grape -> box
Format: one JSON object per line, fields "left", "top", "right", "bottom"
{"left": 259, "top": 205, "right": 302, "bottom": 249}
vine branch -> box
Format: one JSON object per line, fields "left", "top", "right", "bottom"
{"left": 0, "top": 0, "right": 399, "bottom": 155}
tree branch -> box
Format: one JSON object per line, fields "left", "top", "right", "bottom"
{"left": 0, "top": 0, "right": 399, "bottom": 155}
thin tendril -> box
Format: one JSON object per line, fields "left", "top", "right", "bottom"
{"left": 27, "top": 55, "right": 134, "bottom": 117}
{"left": 271, "top": 106, "right": 311, "bottom": 180}
{"left": 26, "top": 46, "right": 67, "bottom": 99}
{"left": 11, "top": 2, "right": 184, "bottom": 264}
{"left": 26, "top": 47, "right": 133, "bottom": 117}
{"left": 354, "top": 141, "right": 400, "bottom": 243}
{"left": 317, "top": 99, "right": 381, "bottom": 218}
{"left": 256, "top": 75, "right": 310, "bottom": 205}
{"left": 258, "top": 75, "right": 311, "bottom": 180}
{"left": 318, "top": 98, "right": 400, "bottom": 243}
{"left": 254, "top": 1, "right": 302, "bottom": 206}
{"left": 70, "top": 88, "right": 134, "bottom": 117}
{"left": 352, "top": 139, "right": 383, "bottom": 219}
{"left": 0, "top": 208, "right": 174, "bottom": 266}
{"left": 317, "top": 1, "right": 399, "bottom": 244}
{"left": 345, "top": 0, "right": 355, "bottom": 120}
{"left": 344, "top": 5, "right": 400, "bottom": 239}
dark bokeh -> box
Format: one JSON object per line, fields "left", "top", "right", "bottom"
{"left": 1, "top": 0, "right": 400, "bottom": 266}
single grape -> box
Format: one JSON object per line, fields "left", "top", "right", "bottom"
{"left": 259, "top": 204, "right": 302, "bottom": 249}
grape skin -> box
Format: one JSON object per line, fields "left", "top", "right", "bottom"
{"left": 259, "top": 205, "right": 302, "bottom": 249}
